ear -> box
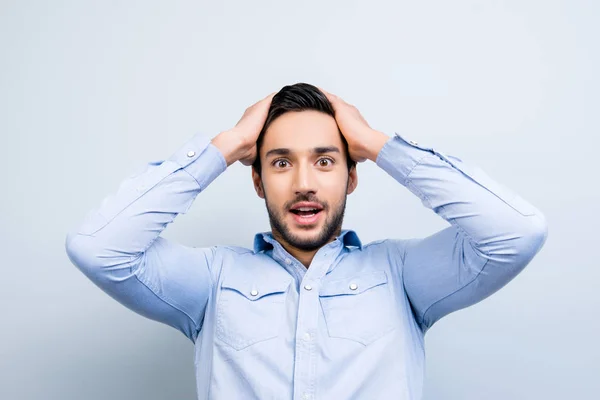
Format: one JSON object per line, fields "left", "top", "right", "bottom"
{"left": 252, "top": 167, "right": 265, "bottom": 199}
{"left": 346, "top": 165, "right": 358, "bottom": 195}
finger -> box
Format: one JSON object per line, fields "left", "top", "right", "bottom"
{"left": 255, "top": 92, "right": 276, "bottom": 108}
{"left": 317, "top": 86, "right": 337, "bottom": 102}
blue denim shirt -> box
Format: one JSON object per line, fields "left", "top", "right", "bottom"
{"left": 65, "top": 131, "right": 548, "bottom": 400}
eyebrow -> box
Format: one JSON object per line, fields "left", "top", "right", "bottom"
{"left": 265, "top": 146, "right": 341, "bottom": 159}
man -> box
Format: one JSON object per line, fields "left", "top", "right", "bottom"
{"left": 65, "top": 83, "right": 548, "bottom": 399}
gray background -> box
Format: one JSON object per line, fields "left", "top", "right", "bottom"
{"left": 1, "top": 0, "right": 597, "bottom": 399}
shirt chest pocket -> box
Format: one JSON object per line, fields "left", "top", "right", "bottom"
{"left": 216, "top": 273, "right": 291, "bottom": 350}
{"left": 319, "top": 270, "right": 396, "bottom": 346}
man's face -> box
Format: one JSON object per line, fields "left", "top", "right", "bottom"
{"left": 252, "top": 110, "right": 357, "bottom": 252}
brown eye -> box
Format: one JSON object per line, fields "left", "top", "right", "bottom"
{"left": 273, "top": 159, "right": 289, "bottom": 168}
{"left": 318, "top": 158, "right": 334, "bottom": 167}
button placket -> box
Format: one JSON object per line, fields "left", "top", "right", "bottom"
{"left": 271, "top": 247, "right": 305, "bottom": 279}
{"left": 294, "top": 269, "right": 319, "bottom": 399}
{"left": 294, "top": 321, "right": 316, "bottom": 399}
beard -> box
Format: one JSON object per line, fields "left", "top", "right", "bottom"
{"left": 264, "top": 191, "right": 347, "bottom": 252}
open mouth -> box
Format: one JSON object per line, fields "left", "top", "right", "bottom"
{"left": 289, "top": 208, "right": 323, "bottom": 218}
{"left": 288, "top": 202, "right": 324, "bottom": 225}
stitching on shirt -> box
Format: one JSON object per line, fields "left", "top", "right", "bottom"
{"left": 205, "top": 246, "right": 218, "bottom": 288}
{"left": 134, "top": 272, "right": 200, "bottom": 343}
{"left": 88, "top": 163, "right": 182, "bottom": 235}
{"left": 128, "top": 254, "right": 200, "bottom": 336}
{"left": 420, "top": 257, "right": 491, "bottom": 330}
{"left": 403, "top": 163, "right": 496, "bottom": 330}
{"left": 180, "top": 165, "right": 202, "bottom": 188}
{"left": 188, "top": 145, "right": 225, "bottom": 189}
{"left": 397, "top": 239, "right": 427, "bottom": 335}
{"left": 403, "top": 189, "right": 492, "bottom": 325}
{"left": 404, "top": 154, "right": 435, "bottom": 184}
{"left": 162, "top": 245, "right": 216, "bottom": 337}
{"left": 400, "top": 239, "right": 408, "bottom": 281}
{"left": 404, "top": 172, "right": 490, "bottom": 257}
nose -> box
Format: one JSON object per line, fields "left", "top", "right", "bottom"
{"left": 292, "top": 162, "right": 317, "bottom": 195}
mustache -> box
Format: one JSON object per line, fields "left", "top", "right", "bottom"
{"left": 285, "top": 195, "right": 327, "bottom": 210}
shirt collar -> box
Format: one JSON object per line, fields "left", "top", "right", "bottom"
{"left": 253, "top": 229, "right": 362, "bottom": 253}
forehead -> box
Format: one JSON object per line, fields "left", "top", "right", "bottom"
{"left": 262, "top": 110, "right": 342, "bottom": 151}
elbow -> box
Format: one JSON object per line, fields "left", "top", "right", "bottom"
{"left": 513, "top": 211, "right": 549, "bottom": 266}
{"left": 475, "top": 210, "right": 548, "bottom": 267}
{"left": 65, "top": 231, "right": 98, "bottom": 278}
{"left": 65, "top": 230, "right": 140, "bottom": 285}
{"left": 525, "top": 211, "right": 548, "bottom": 252}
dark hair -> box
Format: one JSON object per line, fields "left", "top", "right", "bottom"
{"left": 252, "top": 82, "right": 357, "bottom": 176}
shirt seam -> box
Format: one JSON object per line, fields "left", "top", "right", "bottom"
{"left": 180, "top": 164, "right": 202, "bottom": 188}
{"left": 420, "top": 257, "right": 491, "bottom": 330}
{"left": 405, "top": 159, "right": 495, "bottom": 330}
{"left": 403, "top": 153, "right": 434, "bottom": 185}
{"left": 405, "top": 163, "right": 492, "bottom": 257}
{"left": 128, "top": 254, "right": 201, "bottom": 342}
{"left": 86, "top": 162, "right": 182, "bottom": 235}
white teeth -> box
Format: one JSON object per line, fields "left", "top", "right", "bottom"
{"left": 297, "top": 207, "right": 317, "bottom": 211}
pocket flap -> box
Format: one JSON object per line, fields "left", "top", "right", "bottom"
{"left": 320, "top": 270, "right": 388, "bottom": 297}
{"left": 221, "top": 273, "right": 291, "bottom": 301}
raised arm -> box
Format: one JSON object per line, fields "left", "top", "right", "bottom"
{"left": 376, "top": 133, "right": 548, "bottom": 334}
{"left": 65, "top": 92, "right": 276, "bottom": 343}
{"left": 65, "top": 134, "right": 227, "bottom": 343}
{"left": 318, "top": 87, "right": 548, "bottom": 334}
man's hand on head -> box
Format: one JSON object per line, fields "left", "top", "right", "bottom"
{"left": 318, "top": 87, "right": 389, "bottom": 163}
{"left": 211, "top": 91, "right": 276, "bottom": 167}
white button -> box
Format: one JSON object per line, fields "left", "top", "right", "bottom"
{"left": 303, "top": 332, "right": 311, "bottom": 341}
{"left": 304, "top": 284, "right": 312, "bottom": 291}
{"left": 187, "top": 150, "right": 196, "bottom": 157}
{"left": 250, "top": 289, "right": 258, "bottom": 296}
{"left": 285, "top": 258, "right": 292, "bottom": 265}
{"left": 302, "top": 393, "right": 312, "bottom": 400}
{"left": 349, "top": 283, "right": 358, "bottom": 290}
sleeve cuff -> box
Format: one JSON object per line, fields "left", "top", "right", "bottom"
{"left": 375, "top": 132, "right": 437, "bottom": 185}
{"left": 167, "top": 132, "right": 228, "bottom": 190}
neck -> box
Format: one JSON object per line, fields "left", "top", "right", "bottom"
{"left": 271, "top": 229, "right": 341, "bottom": 268}
{"left": 285, "top": 246, "right": 319, "bottom": 269}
